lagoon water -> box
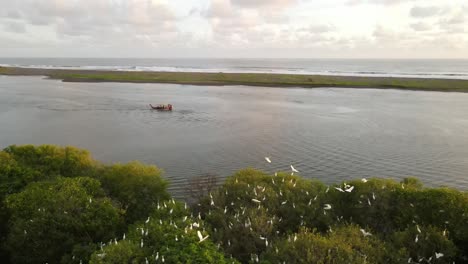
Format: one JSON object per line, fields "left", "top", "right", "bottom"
{"left": 1, "top": 76, "right": 468, "bottom": 197}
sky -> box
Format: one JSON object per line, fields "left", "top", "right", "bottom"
{"left": 0, "top": 0, "right": 467, "bottom": 58}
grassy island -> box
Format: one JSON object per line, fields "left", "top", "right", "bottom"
{"left": 0, "top": 144, "right": 467, "bottom": 263}
{"left": 2, "top": 66, "right": 468, "bottom": 92}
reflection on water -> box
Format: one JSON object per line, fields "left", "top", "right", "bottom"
{"left": 1, "top": 76, "right": 468, "bottom": 198}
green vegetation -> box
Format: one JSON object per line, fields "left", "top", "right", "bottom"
{"left": 2, "top": 66, "right": 468, "bottom": 92}
{"left": 0, "top": 145, "right": 467, "bottom": 263}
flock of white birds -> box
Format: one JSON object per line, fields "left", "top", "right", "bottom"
{"left": 78, "top": 156, "right": 451, "bottom": 263}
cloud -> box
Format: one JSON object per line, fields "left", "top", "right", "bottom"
{"left": 230, "top": 0, "right": 297, "bottom": 9}
{"left": 3, "top": 21, "right": 27, "bottom": 33}
{"left": 0, "top": 0, "right": 467, "bottom": 58}
{"left": 410, "top": 6, "right": 441, "bottom": 18}
{"left": 410, "top": 22, "right": 432, "bottom": 31}
{"left": 0, "top": 0, "right": 178, "bottom": 39}
{"left": 346, "top": 0, "right": 411, "bottom": 6}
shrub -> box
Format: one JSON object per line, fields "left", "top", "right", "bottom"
{"left": 5, "top": 177, "right": 122, "bottom": 264}
{"left": 90, "top": 200, "right": 238, "bottom": 264}
{"left": 98, "top": 161, "right": 170, "bottom": 224}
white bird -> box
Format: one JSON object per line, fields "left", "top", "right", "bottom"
{"left": 140, "top": 239, "right": 144, "bottom": 248}
{"left": 197, "top": 230, "right": 209, "bottom": 243}
{"left": 345, "top": 186, "right": 354, "bottom": 192}
{"left": 415, "top": 235, "right": 419, "bottom": 243}
{"left": 324, "top": 204, "right": 332, "bottom": 210}
{"left": 252, "top": 199, "right": 261, "bottom": 203}
{"left": 372, "top": 192, "right": 376, "bottom": 200}
{"left": 290, "top": 165, "right": 299, "bottom": 173}
{"left": 360, "top": 229, "right": 372, "bottom": 236}
{"left": 435, "top": 252, "right": 444, "bottom": 259}
{"left": 145, "top": 217, "right": 150, "bottom": 224}
{"left": 416, "top": 225, "right": 421, "bottom": 233}
{"left": 361, "top": 178, "right": 368, "bottom": 183}
{"left": 265, "top": 157, "right": 272, "bottom": 163}
{"left": 334, "top": 187, "right": 344, "bottom": 192}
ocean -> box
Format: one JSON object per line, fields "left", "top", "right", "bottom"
{"left": 1, "top": 58, "right": 468, "bottom": 80}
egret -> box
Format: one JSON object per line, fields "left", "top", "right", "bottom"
{"left": 360, "top": 229, "right": 372, "bottom": 236}
{"left": 324, "top": 204, "right": 332, "bottom": 210}
{"left": 291, "top": 165, "right": 299, "bottom": 173}
{"left": 252, "top": 198, "right": 261, "bottom": 203}
{"left": 265, "top": 157, "right": 272, "bottom": 163}
{"left": 361, "top": 178, "right": 368, "bottom": 183}
{"left": 334, "top": 187, "right": 344, "bottom": 192}
{"left": 435, "top": 252, "right": 444, "bottom": 259}
{"left": 197, "top": 230, "right": 209, "bottom": 243}
{"left": 345, "top": 186, "right": 354, "bottom": 192}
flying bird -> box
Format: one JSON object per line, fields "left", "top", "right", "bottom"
{"left": 290, "top": 165, "right": 299, "bottom": 173}
{"left": 197, "top": 230, "right": 209, "bottom": 243}
{"left": 265, "top": 157, "right": 272, "bottom": 163}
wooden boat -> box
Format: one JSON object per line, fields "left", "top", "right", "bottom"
{"left": 150, "top": 104, "right": 173, "bottom": 111}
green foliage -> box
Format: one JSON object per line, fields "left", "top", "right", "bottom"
{"left": 391, "top": 226, "right": 457, "bottom": 263}
{"left": 90, "top": 200, "right": 238, "bottom": 264}
{"left": 1, "top": 145, "right": 467, "bottom": 263}
{"left": 196, "top": 169, "right": 330, "bottom": 262}
{"left": 196, "top": 169, "right": 468, "bottom": 263}
{"left": 261, "top": 225, "right": 397, "bottom": 264}
{"left": 98, "top": 161, "right": 170, "bottom": 224}
{"left": 4, "top": 144, "right": 97, "bottom": 178}
{"left": 5, "top": 177, "right": 122, "bottom": 264}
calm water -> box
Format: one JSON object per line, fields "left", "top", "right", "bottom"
{"left": 1, "top": 58, "right": 468, "bottom": 79}
{"left": 1, "top": 76, "right": 468, "bottom": 197}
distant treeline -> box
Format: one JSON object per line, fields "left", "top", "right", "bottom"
{"left": 0, "top": 145, "right": 467, "bottom": 264}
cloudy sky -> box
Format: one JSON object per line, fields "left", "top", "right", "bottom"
{"left": 0, "top": 0, "right": 467, "bottom": 58}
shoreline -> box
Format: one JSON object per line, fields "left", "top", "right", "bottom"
{"left": 2, "top": 66, "right": 468, "bottom": 92}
